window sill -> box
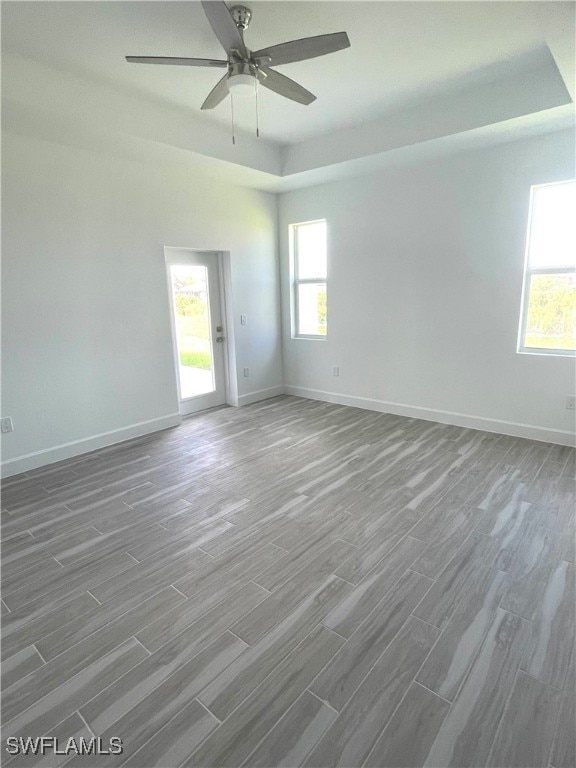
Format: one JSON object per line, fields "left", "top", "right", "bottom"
{"left": 517, "top": 347, "right": 576, "bottom": 357}
{"left": 292, "top": 335, "right": 327, "bottom": 341}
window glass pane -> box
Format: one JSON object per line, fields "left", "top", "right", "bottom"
{"left": 297, "top": 221, "right": 327, "bottom": 279}
{"left": 524, "top": 272, "right": 576, "bottom": 350}
{"left": 297, "top": 283, "right": 327, "bottom": 336}
{"left": 528, "top": 181, "right": 576, "bottom": 268}
{"left": 170, "top": 264, "right": 215, "bottom": 398}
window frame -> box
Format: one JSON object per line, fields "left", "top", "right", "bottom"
{"left": 517, "top": 180, "right": 576, "bottom": 357}
{"left": 290, "top": 219, "right": 328, "bottom": 340}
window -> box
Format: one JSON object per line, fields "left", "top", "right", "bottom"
{"left": 291, "top": 220, "right": 327, "bottom": 338}
{"left": 518, "top": 180, "right": 576, "bottom": 355}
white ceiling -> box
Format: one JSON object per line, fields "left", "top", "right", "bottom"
{"left": 1, "top": 0, "right": 567, "bottom": 143}
{"left": 2, "top": 1, "right": 574, "bottom": 189}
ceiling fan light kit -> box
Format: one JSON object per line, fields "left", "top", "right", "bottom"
{"left": 126, "top": 1, "right": 350, "bottom": 142}
{"left": 226, "top": 61, "right": 257, "bottom": 95}
{"left": 227, "top": 74, "right": 255, "bottom": 94}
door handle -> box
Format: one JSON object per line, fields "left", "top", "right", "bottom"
{"left": 216, "top": 336, "right": 225, "bottom": 343}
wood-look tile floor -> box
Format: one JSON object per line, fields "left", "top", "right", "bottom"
{"left": 1, "top": 396, "right": 575, "bottom": 768}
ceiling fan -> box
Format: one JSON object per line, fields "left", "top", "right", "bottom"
{"left": 126, "top": 1, "right": 350, "bottom": 110}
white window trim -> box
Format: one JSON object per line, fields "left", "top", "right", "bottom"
{"left": 517, "top": 181, "right": 576, "bottom": 357}
{"left": 290, "top": 220, "right": 327, "bottom": 341}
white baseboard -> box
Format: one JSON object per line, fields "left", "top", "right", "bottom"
{"left": 4, "top": 385, "right": 571, "bottom": 479}
{"left": 284, "top": 385, "right": 576, "bottom": 447}
{"left": 1, "top": 413, "right": 182, "bottom": 478}
{"left": 236, "top": 385, "right": 286, "bottom": 407}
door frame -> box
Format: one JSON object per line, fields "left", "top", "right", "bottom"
{"left": 164, "top": 246, "right": 235, "bottom": 415}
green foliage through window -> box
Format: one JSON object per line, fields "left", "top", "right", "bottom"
{"left": 318, "top": 289, "right": 327, "bottom": 334}
{"left": 525, "top": 274, "right": 575, "bottom": 350}
{"left": 179, "top": 350, "right": 212, "bottom": 369}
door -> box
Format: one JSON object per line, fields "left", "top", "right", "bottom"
{"left": 166, "top": 250, "right": 227, "bottom": 415}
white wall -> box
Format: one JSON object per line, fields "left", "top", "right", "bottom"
{"left": 1, "top": 132, "right": 283, "bottom": 474}
{"left": 279, "top": 129, "right": 576, "bottom": 445}
{"left": 3, "top": 126, "right": 574, "bottom": 479}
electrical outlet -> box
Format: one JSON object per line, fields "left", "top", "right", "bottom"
{"left": 333, "top": 366, "right": 340, "bottom": 377}
{"left": 1, "top": 417, "right": 14, "bottom": 433}
{"left": 240, "top": 314, "right": 247, "bottom": 325}
{"left": 243, "top": 367, "right": 250, "bottom": 378}
{"left": 566, "top": 396, "right": 576, "bottom": 411}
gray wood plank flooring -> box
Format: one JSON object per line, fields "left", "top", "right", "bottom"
{"left": 2, "top": 396, "right": 574, "bottom": 767}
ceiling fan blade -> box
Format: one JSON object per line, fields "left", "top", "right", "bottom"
{"left": 253, "top": 32, "right": 350, "bottom": 67}
{"left": 257, "top": 68, "right": 316, "bottom": 105}
{"left": 201, "top": 1, "right": 247, "bottom": 58}
{"left": 126, "top": 56, "right": 227, "bottom": 68}
{"left": 201, "top": 73, "right": 230, "bottom": 109}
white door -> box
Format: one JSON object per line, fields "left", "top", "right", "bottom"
{"left": 166, "top": 250, "right": 227, "bottom": 415}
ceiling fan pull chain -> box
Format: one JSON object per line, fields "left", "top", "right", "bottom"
{"left": 255, "top": 75, "right": 260, "bottom": 138}
{"left": 230, "top": 92, "right": 236, "bottom": 145}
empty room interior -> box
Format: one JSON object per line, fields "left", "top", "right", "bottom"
{"left": 1, "top": 1, "right": 575, "bottom": 766}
